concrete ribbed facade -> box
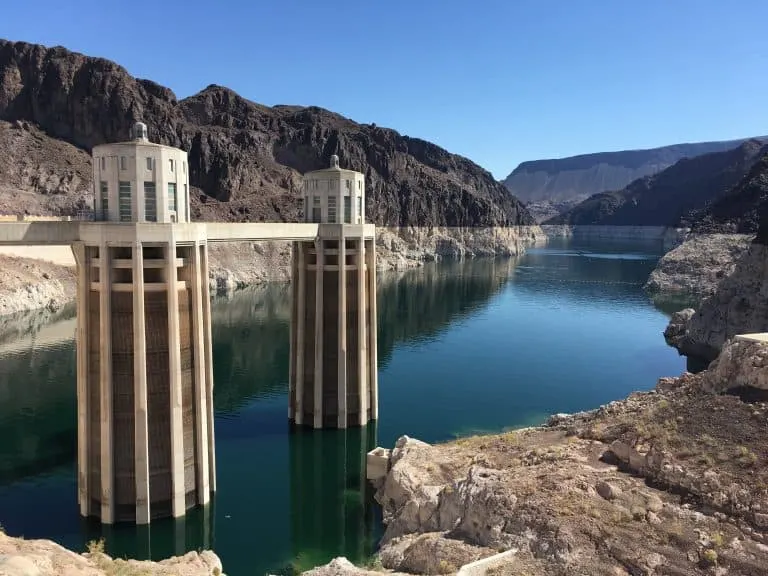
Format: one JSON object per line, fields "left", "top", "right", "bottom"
{"left": 73, "top": 227, "right": 215, "bottom": 524}
{"left": 288, "top": 227, "right": 378, "bottom": 428}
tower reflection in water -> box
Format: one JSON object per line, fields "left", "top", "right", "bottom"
{"left": 287, "top": 424, "right": 380, "bottom": 573}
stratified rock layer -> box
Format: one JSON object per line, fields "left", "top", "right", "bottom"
{"left": 503, "top": 138, "right": 762, "bottom": 204}
{"left": 549, "top": 141, "right": 768, "bottom": 227}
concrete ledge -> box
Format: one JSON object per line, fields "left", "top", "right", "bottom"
{"left": 366, "top": 446, "right": 391, "bottom": 481}
{"left": 735, "top": 333, "right": 768, "bottom": 344}
{"left": 457, "top": 549, "right": 517, "bottom": 576}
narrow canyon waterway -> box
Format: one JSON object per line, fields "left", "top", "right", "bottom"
{"left": 0, "top": 238, "right": 687, "bottom": 575}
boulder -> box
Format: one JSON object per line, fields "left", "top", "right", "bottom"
{"left": 701, "top": 339, "right": 768, "bottom": 393}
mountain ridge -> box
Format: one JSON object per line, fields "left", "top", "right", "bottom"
{"left": 0, "top": 39, "right": 533, "bottom": 227}
{"left": 505, "top": 137, "right": 767, "bottom": 204}
{"left": 546, "top": 140, "right": 768, "bottom": 227}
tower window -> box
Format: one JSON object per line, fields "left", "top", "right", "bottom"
{"left": 100, "top": 181, "right": 109, "bottom": 220}
{"left": 144, "top": 182, "right": 157, "bottom": 222}
{"left": 345, "top": 179, "right": 351, "bottom": 191}
{"left": 168, "top": 183, "right": 177, "bottom": 212}
{"left": 327, "top": 196, "right": 337, "bottom": 223}
{"left": 344, "top": 196, "right": 351, "bottom": 223}
{"left": 357, "top": 197, "right": 362, "bottom": 223}
{"left": 312, "top": 195, "right": 321, "bottom": 222}
{"left": 118, "top": 181, "right": 131, "bottom": 221}
{"left": 120, "top": 156, "right": 127, "bottom": 170}
{"left": 169, "top": 159, "right": 175, "bottom": 172}
{"left": 100, "top": 157, "right": 106, "bottom": 170}
{"left": 146, "top": 157, "right": 153, "bottom": 170}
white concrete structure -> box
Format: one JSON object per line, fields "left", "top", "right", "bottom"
{"left": 92, "top": 122, "right": 191, "bottom": 223}
{"left": 0, "top": 138, "right": 379, "bottom": 524}
{"left": 303, "top": 155, "right": 365, "bottom": 224}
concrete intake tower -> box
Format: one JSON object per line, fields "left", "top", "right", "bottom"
{"left": 60, "top": 125, "right": 378, "bottom": 525}
{"left": 289, "top": 155, "right": 379, "bottom": 428}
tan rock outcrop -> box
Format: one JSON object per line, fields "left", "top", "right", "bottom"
{"left": 703, "top": 339, "right": 768, "bottom": 393}
{"left": 645, "top": 233, "right": 753, "bottom": 298}
{"left": 0, "top": 533, "right": 223, "bottom": 576}
{"left": 668, "top": 242, "right": 768, "bottom": 361}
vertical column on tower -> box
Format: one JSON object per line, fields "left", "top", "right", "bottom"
{"left": 72, "top": 242, "right": 89, "bottom": 517}
{"left": 98, "top": 240, "right": 114, "bottom": 524}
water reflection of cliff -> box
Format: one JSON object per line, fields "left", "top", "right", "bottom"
{"left": 0, "top": 328, "right": 76, "bottom": 485}
{"left": 209, "top": 259, "right": 514, "bottom": 409}
{"left": 376, "top": 259, "right": 513, "bottom": 366}
{"left": 210, "top": 284, "right": 292, "bottom": 413}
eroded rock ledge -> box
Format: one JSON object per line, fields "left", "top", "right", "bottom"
{"left": 0, "top": 532, "right": 223, "bottom": 576}
{"left": 349, "top": 338, "right": 768, "bottom": 575}
{"left": 664, "top": 241, "right": 768, "bottom": 361}
{"left": 645, "top": 234, "right": 753, "bottom": 300}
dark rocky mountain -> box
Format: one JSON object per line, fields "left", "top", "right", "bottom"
{"left": 690, "top": 150, "right": 768, "bottom": 236}
{"left": 505, "top": 138, "right": 765, "bottom": 204}
{"left": 0, "top": 39, "right": 533, "bottom": 226}
{"left": 547, "top": 140, "right": 768, "bottom": 227}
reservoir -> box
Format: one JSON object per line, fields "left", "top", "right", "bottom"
{"left": 0, "top": 238, "right": 686, "bottom": 575}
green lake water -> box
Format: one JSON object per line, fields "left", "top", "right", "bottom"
{"left": 0, "top": 238, "right": 687, "bottom": 575}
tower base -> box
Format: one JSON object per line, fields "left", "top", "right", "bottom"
{"left": 288, "top": 225, "right": 378, "bottom": 429}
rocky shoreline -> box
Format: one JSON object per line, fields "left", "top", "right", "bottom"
{"left": 310, "top": 337, "right": 768, "bottom": 576}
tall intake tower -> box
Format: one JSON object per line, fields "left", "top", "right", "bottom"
{"left": 288, "top": 155, "right": 378, "bottom": 428}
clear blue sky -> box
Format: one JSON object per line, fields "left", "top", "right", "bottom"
{"left": 2, "top": 0, "right": 767, "bottom": 178}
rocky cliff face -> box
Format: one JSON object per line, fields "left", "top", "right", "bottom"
{"left": 548, "top": 140, "right": 768, "bottom": 226}
{"left": 503, "top": 138, "right": 763, "bottom": 204}
{"left": 664, "top": 239, "right": 768, "bottom": 361}
{"left": 691, "top": 151, "right": 768, "bottom": 234}
{"left": 0, "top": 39, "right": 533, "bottom": 228}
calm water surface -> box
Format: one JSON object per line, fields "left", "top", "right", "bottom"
{"left": 0, "top": 238, "right": 686, "bottom": 575}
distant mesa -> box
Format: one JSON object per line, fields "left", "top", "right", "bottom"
{"left": 544, "top": 139, "right": 768, "bottom": 229}
{"left": 505, "top": 137, "right": 768, "bottom": 205}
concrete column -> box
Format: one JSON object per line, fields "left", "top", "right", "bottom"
{"left": 288, "top": 243, "right": 296, "bottom": 419}
{"left": 132, "top": 241, "right": 150, "bottom": 524}
{"left": 313, "top": 239, "right": 324, "bottom": 429}
{"left": 366, "top": 240, "right": 379, "bottom": 420}
{"left": 98, "top": 242, "right": 114, "bottom": 523}
{"left": 337, "top": 235, "right": 347, "bottom": 428}
{"left": 294, "top": 244, "right": 305, "bottom": 426}
{"left": 166, "top": 239, "right": 185, "bottom": 517}
{"left": 357, "top": 239, "right": 368, "bottom": 426}
{"left": 72, "top": 242, "right": 88, "bottom": 517}
{"left": 190, "top": 242, "right": 210, "bottom": 506}
{"left": 201, "top": 245, "right": 216, "bottom": 494}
